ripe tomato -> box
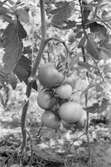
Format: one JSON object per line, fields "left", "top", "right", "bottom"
{"left": 59, "top": 102, "right": 84, "bottom": 123}
{"left": 38, "top": 63, "right": 64, "bottom": 88}
{"left": 37, "top": 90, "right": 56, "bottom": 110}
{"left": 55, "top": 84, "right": 72, "bottom": 99}
{"left": 41, "top": 110, "right": 60, "bottom": 129}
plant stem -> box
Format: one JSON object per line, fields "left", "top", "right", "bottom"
{"left": 30, "top": 0, "right": 46, "bottom": 79}
{"left": 21, "top": 0, "right": 46, "bottom": 155}
{"left": 78, "top": 0, "right": 91, "bottom": 166}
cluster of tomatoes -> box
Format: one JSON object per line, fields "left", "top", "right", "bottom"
{"left": 37, "top": 63, "right": 87, "bottom": 130}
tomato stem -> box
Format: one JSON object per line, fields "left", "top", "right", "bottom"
{"left": 20, "top": 0, "right": 46, "bottom": 159}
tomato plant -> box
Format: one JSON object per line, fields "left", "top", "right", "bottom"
{"left": 0, "top": 0, "right": 111, "bottom": 166}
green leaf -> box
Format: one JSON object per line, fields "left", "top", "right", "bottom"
{"left": 2, "top": 14, "right": 13, "bottom": 23}
{"left": 0, "top": 6, "right": 13, "bottom": 23}
{"left": 0, "top": 6, "right": 11, "bottom": 15}
{"left": 14, "top": 55, "right": 31, "bottom": 83}
{"left": 84, "top": 103, "right": 99, "bottom": 113}
{"left": 78, "top": 61, "right": 95, "bottom": 71}
{"left": 16, "top": 7, "right": 29, "bottom": 23}
{"left": 14, "top": 56, "right": 37, "bottom": 90}
{"left": 1, "top": 22, "right": 23, "bottom": 74}
{"left": 84, "top": 98, "right": 109, "bottom": 114}
{"left": 86, "top": 39, "right": 100, "bottom": 60}
{"left": 51, "top": 1, "right": 74, "bottom": 27}
{"left": 87, "top": 22, "right": 107, "bottom": 35}
{"left": 17, "top": 21, "right": 27, "bottom": 39}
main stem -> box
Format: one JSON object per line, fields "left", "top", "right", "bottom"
{"left": 30, "top": 0, "right": 46, "bottom": 78}
{"left": 78, "top": 0, "right": 91, "bottom": 166}
{"left": 21, "top": 0, "right": 46, "bottom": 154}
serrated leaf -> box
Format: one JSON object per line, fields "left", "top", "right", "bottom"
{"left": 0, "top": 6, "right": 11, "bottom": 15}
{"left": 17, "top": 21, "right": 27, "bottom": 39}
{"left": 84, "top": 98, "right": 108, "bottom": 114}
{"left": 13, "top": 56, "right": 37, "bottom": 90}
{"left": 84, "top": 103, "right": 100, "bottom": 113}
{"left": 2, "top": 14, "right": 13, "bottom": 23}
{"left": 16, "top": 7, "right": 29, "bottom": 23}
{"left": 51, "top": 1, "right": 74, "bottom": 27}
{"left": 86, "top": 39, "right": 100, "bottom": 60}
{"left": 1, "top": 22, "right": 23, "bottom": 74}
{"left": 14, "top": 55, "right": 31, "bottom": 82}
{"left": 87, "top": 22, "right": 107, "bottom": 35}
{"left": 0, "top": 6, "right": 13, "bottom": 23}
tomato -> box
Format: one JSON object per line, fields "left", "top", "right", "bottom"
{"left": 38, "top": 63, "right": 64, "bottom": 88}
{"left": 41, "top": 110, "right": 60, "bottom": 129}
{"left": 59, "top": 102, "right": 84, "bottom": 123}
{"left": 37, "top": 90, "right": 56, "bottom": 110}
{"left": 55, "top": 84, "right": 72, "bottom": 99}
{"left": 63, "top": 76, "right": 76, "bottom": 89}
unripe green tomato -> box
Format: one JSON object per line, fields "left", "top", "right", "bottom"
{"left": 38, "top": 63, "right": 64, "bottom": 88}
{"left": 59, "top": 102, "right": 85, "bottom": 123}
{"left": 41, "top": 110, "right": 60, "bottom": 129}
{"left": 37, "top": 90, "right": 56, "bottom": 110}
{"left": 55, "top": 84, "right": 72, "bottom": 99}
